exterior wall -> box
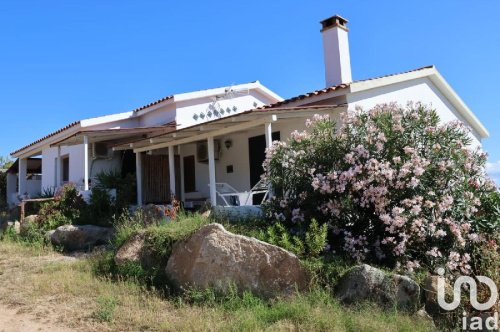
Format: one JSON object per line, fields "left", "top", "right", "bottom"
{"left": 26, "top": 178, "right": 42, "bottom": 197}
{"left": 6, "top": 173, "right": 17, "bottom": 206}
{"left": 139, "top": 104, "right": 176, "bottom": 127}
{"left": 346, "top": 77, "right": 482, "bottom": 146}
{"left": 41, "top": 145, "right": 121, "bottom": 191}
{"left": 175, "top": 91, "right": 274, "bottom": 129}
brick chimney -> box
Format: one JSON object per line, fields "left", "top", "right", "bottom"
{"left": 320, "top": 15, "right": 352, "bottom": 87}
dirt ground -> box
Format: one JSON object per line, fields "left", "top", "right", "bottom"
{"left": 0, "top": 245, "right": 83, "bottom": 332}
{"left": 0, "top": 302, "right": 70, "bottom": 332}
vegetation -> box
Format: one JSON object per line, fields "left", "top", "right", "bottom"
{"left": 2, "top": 104, "right": 500, "bottom": 330}
{"left": 0, "top": 241, "right": 437, "bottom": 331}
{"left": 263, "top": 103, "right": 499, "bottom": 277}
{"left": 93, "top": 211, "right": 210, "bottom": 287}
{"left": 0, "top": 156, "right": 13, "bottom": 208}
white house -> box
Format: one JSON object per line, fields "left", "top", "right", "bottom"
{"left": 9, "top": 15, "right": 488, "bottom": 208}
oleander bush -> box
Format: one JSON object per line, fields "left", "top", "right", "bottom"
{"left": 262, "top": 102, "right": 499, "bottom": 275}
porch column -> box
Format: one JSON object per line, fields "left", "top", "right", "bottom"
{"left": 83, "top": 135, "right": 89, "bottom": 191}
{"left": 168, "top": 145, "right": 176, "bottom": 197}
{"left": 179, "top": 145, "right": 185, "bottom": 202}
{"left": 264, "top": 122, "right": 273, "bottom": 148}
{"left": 56, "top": 146, "right": 61, "bottom": 187}
{"left": 135, "top": 152, "right": 143, "bottom": 206}
{"left": 264, "top": 122, "right": 273, "bottom": 199}
{"left": 18, "top": 158, "right": 27, "bottom": 196}
{"left": 207, "top": 136, "right": 217, "bottom": 206}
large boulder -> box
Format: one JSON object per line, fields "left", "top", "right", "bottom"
{"left": 114, "top": 231, "right": 158, "bottom": 270}
{"left": 336, "top": 264, "right": 420, "bottom": 311}
{"left": 50, "top": 224, "right": 114, "bottom": 251}
{"left": 166, "top": 223, "right": 308, "bottom": 297}
{"left": 422, "top": 275, "right": 453, "bottom": 315}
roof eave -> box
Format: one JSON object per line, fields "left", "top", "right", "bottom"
{"left": 349, "top": 66, "right": 489, "bottom": 139}
{"left": 10, "top": 123, "right": 82, "bottom": 158}
{"left": 427, "top": 69, "right": 489, "bottom": 139}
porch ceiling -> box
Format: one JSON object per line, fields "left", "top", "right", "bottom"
{"left": 117, "top": 105, "right": 345, "bottom": 153}
{"left": 49, "top": 122, "right": 176, "bottom": 148}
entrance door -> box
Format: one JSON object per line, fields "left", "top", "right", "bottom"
{"left": 142, "top": 155, "right": 181, "bottom": 204}
{"left": 248, "top": 131, "right": 280, "bottom": 204}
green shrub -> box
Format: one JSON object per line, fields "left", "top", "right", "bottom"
{"left": 95, "top": 170, "right": 136, "bottom": 209}
{"left": 258, "top": 223, "right": 305, "bottom": 257}
{"left": 93, "top": 295, "right": 117, "bottom": 322}
{"left": 305, "top": 219, "right": 328, "bottom": 258}
{"left": 94, "top": 211, "right": 210, "bottom": 288}
{"left": 263, "top": 103, "right": 497, "bottom": 275}
{"left": 475, "top": 190, "right": 500, "bottom": 235}
{"left": 18, "top": 221, "right": 48, "bottom": 247}
{"left": 258, "top": 219, "right": 327, "bottom": 258}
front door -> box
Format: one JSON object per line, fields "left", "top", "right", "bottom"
{"left": 248, "top": 131, "right": 280, "bottom": 204}
{"left": 142, "top": 154, "right": 181, "bottom": 204}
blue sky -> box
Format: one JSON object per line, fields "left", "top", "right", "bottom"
{"left": 1, "top": 1, "right": 499, "bottom": 181}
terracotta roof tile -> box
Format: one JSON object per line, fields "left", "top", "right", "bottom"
{"left": 11, "top": 121, "right": 81, "bottom": 156}
{"left": 132, "top": 95, "right": 174, "bottom": 113}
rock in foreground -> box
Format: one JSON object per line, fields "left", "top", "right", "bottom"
{"left": 336, "top": 264, "right": 420, "bottom": 311}
{"left": 50, "top": 224, "right": 114, "bottom": 251}
{"left": 166, "top": 223, "right": 308, "bottom": 297}
{"left": 114, "top": 231, "right": 158, "bottom": 270}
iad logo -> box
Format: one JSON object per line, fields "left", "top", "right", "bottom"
{"left": 437, "top": 268, "right": 499, "bottom": 331}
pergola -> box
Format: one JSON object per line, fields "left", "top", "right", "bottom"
{"left": 50, "top": 123, "right": 176, "bottom": 191}
{"left": 112, "top": 105, "right": 343, "bottom": 206}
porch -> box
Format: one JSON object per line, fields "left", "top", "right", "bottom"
{"left": 43, "top": 105, "right": 343, "bottom": 208}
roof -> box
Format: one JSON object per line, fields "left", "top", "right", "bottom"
{"left": 260, "top": 65, "right": 434, "bottom": 109}
{"left": 11, "top": 81, "right": 281, "bottom": 157}
{"left": 259, "top": 65, "right": 488, "bottom": 139}
{"left": 132, "top": 95, "right": 174, "bottom": 113}
{"left": 10, "top": 121, "right": 81, "bottom": 157}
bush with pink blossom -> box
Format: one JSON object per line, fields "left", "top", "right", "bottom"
{"left": 262, "top": 102, "right": 498, "bottom": 274}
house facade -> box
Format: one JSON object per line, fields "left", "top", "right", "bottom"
{"left": 9, "top": 15, "right": 489, "bottom": 208}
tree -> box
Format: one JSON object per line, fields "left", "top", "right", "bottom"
{"left": 0, "top": 156, "right": 13, "bottom": 169}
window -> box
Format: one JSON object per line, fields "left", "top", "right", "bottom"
{"left": 62, "top": 156, "right": 69, "bottom": 183}
{"left": 183, "top": 155, "right": 196, "bottom": 193}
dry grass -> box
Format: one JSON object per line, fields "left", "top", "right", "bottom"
{"left": 0, "top": 240, "right": 438, "bottom": 331}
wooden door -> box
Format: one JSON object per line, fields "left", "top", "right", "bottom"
{"left": 142, "top": 155, "right": 181, "bottom": 204}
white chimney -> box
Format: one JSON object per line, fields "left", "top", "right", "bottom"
{"left": 320, "top": 15, "right": 352, "bottom": 87}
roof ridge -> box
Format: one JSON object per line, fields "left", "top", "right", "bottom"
{"left": 132, "top": 81, "right": 261, "bottom": 113}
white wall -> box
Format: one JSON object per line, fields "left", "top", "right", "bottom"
{"left": 176, "top": 90, "right": 273, "bottom": 129}
{"left": 346, "top": 77, "right": 482, "bottom": 146}
{"left": 41, "top": 145, "right": 122, "bottom": 191}
{"left": 139, "top": 103, "right": 176, "bottom": 127}
{"left": 6, "top": 173, "right": 17, "bottom": 206}
{"left": 26, "top": 178, "right": 42, "bottom": 197}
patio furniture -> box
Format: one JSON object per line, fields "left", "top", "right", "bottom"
{"left": 209, "top": 179, "right": 269, "bottom": 207}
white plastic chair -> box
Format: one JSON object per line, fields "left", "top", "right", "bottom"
{"left": 209, "top": 179, "right": 269, "bottom": 207}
